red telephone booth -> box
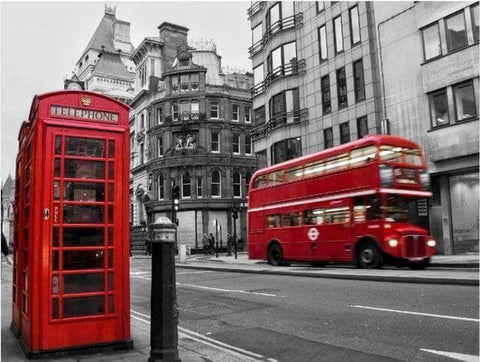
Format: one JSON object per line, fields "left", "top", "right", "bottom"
{"left": 11, "top": 91, "right": 132, "bottom": 356}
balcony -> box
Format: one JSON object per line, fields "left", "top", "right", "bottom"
{"left": 247, "top": 1, "right": 265, "bottom": 19}
{"left": 251, "top": 108, "right": 308, "bottom": 140}
{"left": 249, "top": 13, "right": 303, "bottom": 57}
{"left": 251, "top": 60, "right": 306, "bottom": 98}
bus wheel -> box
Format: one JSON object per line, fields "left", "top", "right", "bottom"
{"left": 357, "top": 242, "right": 383, "bottom": 269}
{"left": 408, "top": 258, "right": 430, "bottom": 270}
{"left": 267, "top": 243, "right": 283, "bottom": 266}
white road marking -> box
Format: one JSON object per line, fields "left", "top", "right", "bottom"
{"left": 131, "top": 270, "right": 212, "bottom": 276}
{"left": 130, "top": 309, "right": 276, "bottom": 361}
{"left": 130, "top": 275, "right": 281, "bottom": 297}
{"left": 351, "top": 305, "right": 480, "bottom": 323}
{"left": 420, "top": 348, "right": 479, "bottom": 362}
{"left": 177, "top": 271, "right": 213, "bottom": 275}
{"left": 177, "top": 282, "right": 281, "bottom": 297}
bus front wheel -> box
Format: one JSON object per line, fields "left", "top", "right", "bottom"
{"left": 267, "top": 243, "right": 283, "bottom": 266}
{"left": 357, "top": 242, "right": 383, "bottom": 269}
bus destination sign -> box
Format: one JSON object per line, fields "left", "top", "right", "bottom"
{"left": 50, "top": 105, "right": 119, "bottom": 122}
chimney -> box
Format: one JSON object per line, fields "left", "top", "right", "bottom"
{"left": 113, "top": 20, "right": 133, "bottom": 54}
{"left": 158, "top": 22, "right": 189, "bottom": 72}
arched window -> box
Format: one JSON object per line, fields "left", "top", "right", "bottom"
{"left": 157, "top": 175, "right": 164, "bottom": 200}
{"left": 182, "top": 172, "right": 191, "bottom": 198}
{"left": 211, "top": 170, "right": 221, "bottom": 197}
{"left": 233, "top": 172, "right": 241, "bottom": 198}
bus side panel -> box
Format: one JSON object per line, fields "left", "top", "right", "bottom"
{"left": 248, "top": 210, "right": 264, "bottom": 259}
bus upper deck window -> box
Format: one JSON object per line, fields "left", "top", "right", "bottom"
{"left": 268, "top": 170, "right": 283, "bottom": 186}
{"left": 253, "top": 175, "right": 267, "bottom": 189}
{"left": 285, "top": 166, "right": 303, "bottom": 182}
{"left": 379, "top": 145, "right": 402, "bottom": 163}
{"left": 403, "top": 149, "right": 423, "bottom": 166}
{"left": 350, "top": 146, "right": 377, "bottom": 166}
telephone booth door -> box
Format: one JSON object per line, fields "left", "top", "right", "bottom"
{"left": 41, "top": 127, "right": 129, "bottom": 349}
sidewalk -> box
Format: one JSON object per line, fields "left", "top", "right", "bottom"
{"left": 1, "top": 262, "right": 253, "bottom": 362}
{"left": 168, "top": 252, "right": 479, "bottom": 286}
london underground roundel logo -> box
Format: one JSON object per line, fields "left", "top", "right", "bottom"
{"left": 308, "top": 227, "right": 319, "bottom": 241}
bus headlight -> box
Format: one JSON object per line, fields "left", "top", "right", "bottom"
{"left": 419, "top": 170, "right": 431, "bottom": 190}
{"left": 388, "top": 238, "right": 398, "bottom": 247}
{"left": 379, "top": 164, "right": 394, "bottom": 187}
{"left": 427, "top": 239, "right": 436, "bottom": 247}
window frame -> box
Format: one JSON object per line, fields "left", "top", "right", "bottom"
{"left": 429, "top": 88, "right": 450, "bottom": 128}
{"left": 157, "top": 135, "right": 163, "bottom": 157}
{"left": 211, "top": 170, "right": 221, "bottom": 198}
{"left": 421, "top": 22, "right": 442, "bottom": 62}
{"left": 196, "top": 177, "right": 203, "bottom": 198}
{"left": 211, "top": 131, "right": 220, "bottom": 153}
{"left": 157, "top": 107, "right": 163, "bottom": 125}
{"left": 316, "top": 1, "right": 325, "bottom": 14}
{"left": 453, "top": 80, "right": 477, "bottom": 122}
{"left": 244, "top": 106, "right": 251, "bottom": 123}
{"left": 210, "top": 102, "right": 219, "bottom": 119}
{"left": 232, "top": 134, "right": 240, "bottom": 154}
{"left": 357, "top": 116, "right": 369, "bottom": 139}
{"left": 349, "top": 5, "right": 361, "bottom": 46}
{"left": 157, "top": 175, "right": 164, "bottom": 200}
{"left": 333, "top": 15, "right": 344, "bottom": 53}
{"left": 321, "top": 75, "right": 331, "bottom": 114}
{"left": 182, "top": 172, "right": 191, "bottom": 199}
{"left": 445, "top": 10, "right": 468, "bottom": 53}
{"left": 353, "top": 59, "right": 365, "bottom": 102}
{"left": 324, "top": 127, "right": 333, "bottom": 149}
{"left": 232, "top": 104, "right": 240, "bottom": 122}
{"left": 472, "top": 3, "right": 479, "bottom": 43}
{"left": 340, "top": 122, "right": 350, "bottom": 144}
{"left": 318, "top": 24, "right": 328, "bottom": 62}
{"left": 245, "top": 135, "right": 252, "bottom": 155}
{"left": 336, "top": 67, "right": 348, "bottom": 108}
{"left": 233, "top": 172, "right": 242, "bottom": 198}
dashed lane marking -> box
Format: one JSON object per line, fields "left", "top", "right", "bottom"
{"left": 351, "top": 305, "right": 479, "bottom": 323}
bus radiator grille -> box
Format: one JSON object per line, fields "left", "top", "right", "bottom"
{"left": 403, "top": 235, "right": 426, "bottom": 257}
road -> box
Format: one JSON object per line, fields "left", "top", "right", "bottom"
{"left": 130, "top": 258, "right": 479, "bottom": 362}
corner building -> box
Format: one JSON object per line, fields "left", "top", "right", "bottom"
{"left": 129, "top": 23, "right": 256, "bottom": 252}
{"left": 249, "top": 1, "right": 383, "bottom": 167}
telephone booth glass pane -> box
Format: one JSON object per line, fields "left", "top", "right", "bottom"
{"left": 65, "top": 137, "right": 105, "bottom": 158}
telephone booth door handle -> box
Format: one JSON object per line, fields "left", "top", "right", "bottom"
{"left": 43, "top": 208, "right": 50, "bottom": 220}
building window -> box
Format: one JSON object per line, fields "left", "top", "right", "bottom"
{"left": 271, "top": 137, "right": 302, "bottom": 165}
{"left": 157, "top": 175, "right": 164, "bottom": 200}
{"left": 172, "top": 103, "right": 179, "bottom": 122}
{"left": 232, "top": 134, "right": 240, "bottom": 154}
{"left": 191, "top": 100, "right": 199, "bottom": 119}
{"left": 453, "top": 80, "right": 477, "bottom": 121}
{"left": 334, "top": 16, "right": 344, "bottom": 53}
{"left": 196, "top": 177, "right": 203, "bottom": 198}
{"left": 211, "top": 131, "right": 220, "bottom": 153}
{"left": 266, "top": 2, "right": 280, "bottom": 33}
{"left": 269, "top": 88, "right": 300, "bottom": 123}
{"left": 157, "top": 136, "right": 163, "bottom": 157}
{"left": 157, "top": 107, "right": 163, "bottom": 124}
{"left": 316, "top": 1, "right": 325, "bottom": 13}
{"left": 245, "top": 135, "right": 252, "bottom": 155}
{"left": 182, "top": 172, "right": 191, "bottom": 198}
{"left": 171, "top": 76, "right": 179, "bottom": 93}
{"left": 429, "top": 88, "right": 449, "bottom": 127}
{"left": 324, "top": 127, "right": 333, "bottom": 149}
{"left": 232, "top": 105, "right": 239, "bottom": 121}
{"left": 139, "top": 143, "right": 144, "bottom": 164}
{"left": 422, "top": 23, "right": 442, "bottom": 61}
{"left": 472, "top": 3, "right": 479, "bottom": 43}
{"left": 336, "top": 67, "right": 348, "bottom": 108}
{"left": 180, "top": 74, "right": 190, "bottom": 92}
{"left": 210, "top": 102, "right": 219, "bottom": 119}
{"left": 211, "top": 170, "right": 221, "bottom": 197}
{"left": 318, "top": 25, "right": 328, "bottom": 61}
{"left": 253, "top": 64, "right": 264, "bottom": 87}
{"left": 267, "top": 42, "right": 297, "bottom": 79}
{"left": 357, "top": 116, "right": 368, "bottom": 139}
{"left": 180, "top": 102, "right": 190, "bottom": 121}
{"left": 252, "top": 23, "right": 263, "bottom": 47}
{"left": 233, "top": 172, "right": 241, "bottom": 198}
{"left": 140, "top": 113, "right": 145, "bottom": 129}
{"left": 445, "top": 11, "right": 468, "bottom": 52}
{"left": 353, "top": 59, "right": 365, "bottom": 102}
{"left": 349, "top": 5, "right": 361, "bottom": 45}
{"left": 254, "top": 106, "right": 265, "bottom": 125}
{"left": 321, "top": 75, "right": 331, "bottom": 114}
{"left": 340, "top": 122, "right": 350, "bottom": 144}
{"left": 244, "top": 107, "right": 251, "bottom": 123}
{"left": 191, "top": 73, "right": 199, "bottom": 91}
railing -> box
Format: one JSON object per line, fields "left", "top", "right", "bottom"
{"left": 248, "top": 13, "right": 303, "bottom": 57}
{"left": 251, "top": 60, "right": 306, "bottom": 97}
{"left": 247, "top": 1, "right": 265, "bottom": 19}
{"left": 251, "top": 108, "right": 308, "bottom": 140}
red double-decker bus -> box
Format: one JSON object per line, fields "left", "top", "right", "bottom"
{"left": 247, "top": 135, "right": 436, "bottom": 269}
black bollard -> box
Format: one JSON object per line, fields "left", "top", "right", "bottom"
{"left": 149, "top": 218, "right": 181, "bottom": 362}
{"left": 234, "top": 239, "right": 237, "bottom": 260}
{"left": 216, "top": 240, "right": 219, "bottom": 258}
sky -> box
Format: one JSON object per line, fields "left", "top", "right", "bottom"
{"left": 0, "top": 1, "right": 252, "bottom": 183}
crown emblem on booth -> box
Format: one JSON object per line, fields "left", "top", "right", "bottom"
{"left": 81, "top": 96, "right": 92, "bottom": 107}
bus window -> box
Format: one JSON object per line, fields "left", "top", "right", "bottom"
{"left": 403, "top": 149, "right": 423, "bottom": 166}
{"left": 285, "top": 166, "right": 303, "bottom": 182}
{"left": 268, "top": 170, "right": 283, "bottom": 186}
{"left": 283, "top": 212, "right": 301, "bottom": 227}
{"left": 325, "top": 153, "right": 349, "bottom": 173}
{"left": 384, "top": 195, "right": 413, "bottom": 222}
{"left": 253, "top": 175, "right": 267, "bottom": 189}
{"left": 366, "top": 196, "right": 382, "bottom": 220}
{"left": 304, "top": 209, "right": 324, "bottom": 225}
{"left": 379, "top": 145, "right": 403, "bottom": 163}
{"left": 267, "top": 214, "right": 282, "bottom": 228}
{"left": 304, "top": 161, "right": 324, "bottom": 178}
{"left": 353, "top": 197, "right": 367, "bottom": 222}
{"left": 324, "top": 206, "right": 350, "bottom": 224}
{"left": 350, "top": 146, "right": 377, "bottom": 167}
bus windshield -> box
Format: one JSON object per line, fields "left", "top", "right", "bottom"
{"left": 384, "top": 195, "right": 416, "bottom": 222}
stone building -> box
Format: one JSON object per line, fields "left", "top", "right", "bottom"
{"left": 375, "top": 1, "right": 479, "bottom": 254}
{"left": 248, "top": 1, "right": 479, "bottom": 254}
{"left": 65, "top": 5, "right": 136, "bottom": 104}
{"left": 1, "top": 174, "right": 15, "bottom": 245}
{"left": 129, "top": 23, "right": 256, "bottom": 252}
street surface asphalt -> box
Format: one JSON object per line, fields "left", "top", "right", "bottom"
{"left": 130, "top": 258, "right": 479, "bottom": 362}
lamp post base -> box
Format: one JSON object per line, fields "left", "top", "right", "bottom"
{"left": 149, "top": 347, "right": 181, "bottom": 362}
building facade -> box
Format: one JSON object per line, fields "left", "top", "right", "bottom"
{"left": 1, "top": 174, "right": 15, "bottom": 245}
{"left": 129, "top": 23, "right": 256, "bottom": 252}
{"left": 248, "top": 1, "right": 479, "bottom": 254}
{"left": 65, "top": 5, "right": 136, "bottom": 104}
{"left": 376, "top": 1, "right": 479, "bottom": 254}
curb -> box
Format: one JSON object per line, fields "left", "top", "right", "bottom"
{"left": 175, "top": 264, "right": 479, "bottom": 286}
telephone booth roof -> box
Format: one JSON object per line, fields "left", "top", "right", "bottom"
{"left": 28, "top": 90, "right": 130, "bottom": 127}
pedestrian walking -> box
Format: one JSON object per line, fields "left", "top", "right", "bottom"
{"left": 208, "top": 233, "right": 215, "bottom": 255}
{"left": 2, "top": 232, "right": 12, "bottom": 265}
{"left": 202, "top": 234, "right": 208, "bottom": 255}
